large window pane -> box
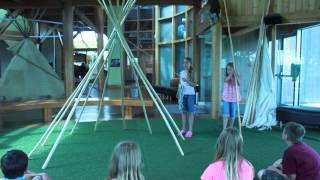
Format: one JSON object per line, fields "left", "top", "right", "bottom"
{"left": 222, "top": 32, "right": 257, "bottom": 100}
{"left": 280, "top": 36, "right": 297, "bottom": 105}
{"left": 175, "top": 42, "right": 185, "bottom": 74}
{"left": 160, "top": 45, "right": 172, "bottom": 86}
{"left": 160, "top": 6, "right": 173, "bottom": 18}
{"left": 139, "top": 6, "right": 153, "bottom": 19}
{"left": 160, "top": 20, "right": 172, "bottom": 42}
{"left": 127, "top": 8, "right": 137, "bottom": 20}
{"left": 200, "top": 36, "right": 212, "bottom": 102}
{"left": 176, "top": 15, "right": 186, "bottom": 39}
{"left": 299, "top": 25, "right": 320, "bottom": 107}
{"left": 176, "top": 5, "right": 187, "bottom": 14}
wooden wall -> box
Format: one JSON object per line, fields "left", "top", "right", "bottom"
{"left": 220, "top": 0, "right": 320, "bottom": 27}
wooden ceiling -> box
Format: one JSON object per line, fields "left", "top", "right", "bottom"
{"left": 0, "top": 0, "right": 197, "bottom": 9}
{"left": 0, "top": 0, "right": 199, "bottom": 32}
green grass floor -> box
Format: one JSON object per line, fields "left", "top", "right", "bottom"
{"left": 0, "top": 119, "right": 319, "bottom": 180}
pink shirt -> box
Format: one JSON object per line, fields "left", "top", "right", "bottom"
{"left": 201, "top": 160, "right": 254, "bottom": 180}
{"left": 222, "top": 81, "right": 241, "bottom": 102}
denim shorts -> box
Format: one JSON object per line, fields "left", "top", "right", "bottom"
{"left": 182, "top": 95, "right": 195, "bottom": 112}
{"left": 223, "top": 101, "right": 237, "bottom": 118}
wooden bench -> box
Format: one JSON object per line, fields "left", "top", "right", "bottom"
{"left": 0, "top": 98, "right": 153, "bottom": 127}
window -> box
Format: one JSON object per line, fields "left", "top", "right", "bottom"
{"left": 160, "top": 6, "right": 173, "bottom": 18}
{"left": 160, "top": 20, "right": 172, "bottom": 42}
{"left": 160, "top": 45, "right": 172, "bottom": 86}
{"left": 176, "top": 15, "right": 186, "bottom": 39}
{"left": 280, "top": 36, "right": 297, "bottom": 105}
{"left": 299, "top": 25, "right": 320, "bottom": 107}
{"left": 175, "top": 42, "right": 185, "bottom": 73}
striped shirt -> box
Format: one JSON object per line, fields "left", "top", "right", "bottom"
{"left": 222, "top": 81, "right": 241, "bottom": 102}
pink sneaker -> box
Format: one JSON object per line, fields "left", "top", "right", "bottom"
{"left": 180, "top": 130, "right": 187, "bottom": 136}
{"left": 185, "top": 131, "right": 193, "bottom": 138}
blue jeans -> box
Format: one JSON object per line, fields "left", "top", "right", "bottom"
{"left": 182, "top": 95, "right": 195, "bottom": 112}
{"left": 223, "top": 101, "right": 236, "bottom": 118}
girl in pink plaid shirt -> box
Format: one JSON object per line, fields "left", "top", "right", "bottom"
{"left": 222, "top": 62, "right": 240, "bottom": 129}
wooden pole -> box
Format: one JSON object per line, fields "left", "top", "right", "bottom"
{"left": 100, "top": 0, "right": 185, "bottom": 155}
{"left": 62, "top": 0, "right": 74, "bottom": 97}
{"left": 211, "top": 22, "right": 222, "bottom": 120}
{"left": 96, "top": 7, "right": 105, "bottom": 94}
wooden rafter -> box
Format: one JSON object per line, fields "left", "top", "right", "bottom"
{"left": 40, "top": 24, "right": 60, "bottom": 43}
{"left": 74, "top": 8, "right": 96, "bottom": 31}
{"left": 0, "top": 0, "right": 195, "bottom": 9}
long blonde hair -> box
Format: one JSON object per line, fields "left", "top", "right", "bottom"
{"left": 215, "top": 128, "right": 243, "bottom": 180}
{"left": 106, "top": 141, "right": 144, "bottom": 180}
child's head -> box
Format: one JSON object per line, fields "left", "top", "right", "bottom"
{"left": 282, "top": 122, "right": 305, "bottom": 143}
{"left": 225, "top": 62, "right": 235, "bottom": 76}
{"left": 215, "top": 128, "right": 243, "bottom": 180}
{"left": 184, "top": 57, "right": 192, "bottom": 71}
{"left": 1, "top": 150, "right": 28, "bottom": 179}
{"left": 107, "top": 141, "right": 144, "bottom": 180}
{"left": 215, "top": 127, "right": 243, "bottom": 160}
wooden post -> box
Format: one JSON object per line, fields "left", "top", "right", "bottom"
{"left": 44, "top": 108, "right": 53, "bottom": 123}
{"left": 211, "top": 22, "right": 222, "bottom": 119}
{"left": 155, "top": 6, "right": 160, "bottom": 85}
{"left": 96, "top": 7, "right": 105, "bottom": 94}
{"left": 62, "top": 0, "right": 74, "bottom": 97}
{"left": 192, "top": 6, "right": 200, "bottom": 84}
{"left": 271, "top": 25, "right": 276, "bottom": 76}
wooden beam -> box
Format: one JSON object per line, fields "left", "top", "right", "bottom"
{"left": 96, "top": 7, "right": 105, "bottom": 94}
{"left": 0, "top": 9, "right": 21, "bottom": 35}
{"left": 0, "top": 98, "right": 153, "bottom": 112}
{"left": 74, "top": 8, "right": 96, "bottom": 31}
{"left": 222, "top": 10, "right": 320, "bottom": 27}
{"left": 155, "top": 6, "right": 160, "bottom": 85}
{"left": 0, "top": 0, "right": 195, "bottom": 9}
{"left": 192, "top": 6, "right": 200, "bottom": 84}
{"left": 62, "top": 0, "right": 74, "bottom": 97}
{"left": 211, "top": 22, "right": 222, "bottom": 120}
{"left": 40, "top": 24, "right": 59, "bottom": 43}
{"left": 232, "top": 25, "right": 259, "bottom": 36}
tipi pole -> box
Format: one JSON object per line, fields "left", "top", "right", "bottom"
{"left": 29, "top": 51, "right": 103, "bottom": 157}
{"left": 100, "top": 0, "right": 185, "bottom": 155}
{"left": 41, "top": 0, "right": 137, "bottom": 169}
{"left": 71, "top": 41, "right": 115, "bottom": 134}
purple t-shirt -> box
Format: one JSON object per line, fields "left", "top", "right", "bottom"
{"left": 282, "top": 141, "right": 320, "bottom": 180}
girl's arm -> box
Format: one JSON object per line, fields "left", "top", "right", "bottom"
{"left": 182, "top": 77, "right": 197, "bottom": 87}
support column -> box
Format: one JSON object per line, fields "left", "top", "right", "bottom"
{"left": 211, "top": 22, "right": 222, "bottom": 119}
{"left": 271, "top": 25, "right": 276, "bottom": 76}
{"left": 154, "top": 6, "right": 160, "bottom": 85}
{"left": 96, "top": 7, "right": 105, "bottom": 94}
{"left": 62, "top": 0, "right": 74, "bottom": 97}
{"left": 192, "top": 6, "right": 200, "bottom": 84}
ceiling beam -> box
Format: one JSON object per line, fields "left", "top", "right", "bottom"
{"left": 0, "top": 0, "right": 195, "bottom": 9}
{"left": 40, "top": 24, "right": 60, "bottom": 43}
{"left": 74, "top": 8, "right": 96, "bottom": 31}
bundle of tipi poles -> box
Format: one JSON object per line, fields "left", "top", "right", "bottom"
{"left": 28, "top": 0, "right": 185, "bottom": 169}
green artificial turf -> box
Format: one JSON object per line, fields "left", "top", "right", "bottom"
{"left": 0, "top": 119, "right": 319, "bottom": 180}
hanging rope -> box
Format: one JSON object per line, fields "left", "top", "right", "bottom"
{"left": 222, "top": 0, "right": 242, "bottom": 134}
